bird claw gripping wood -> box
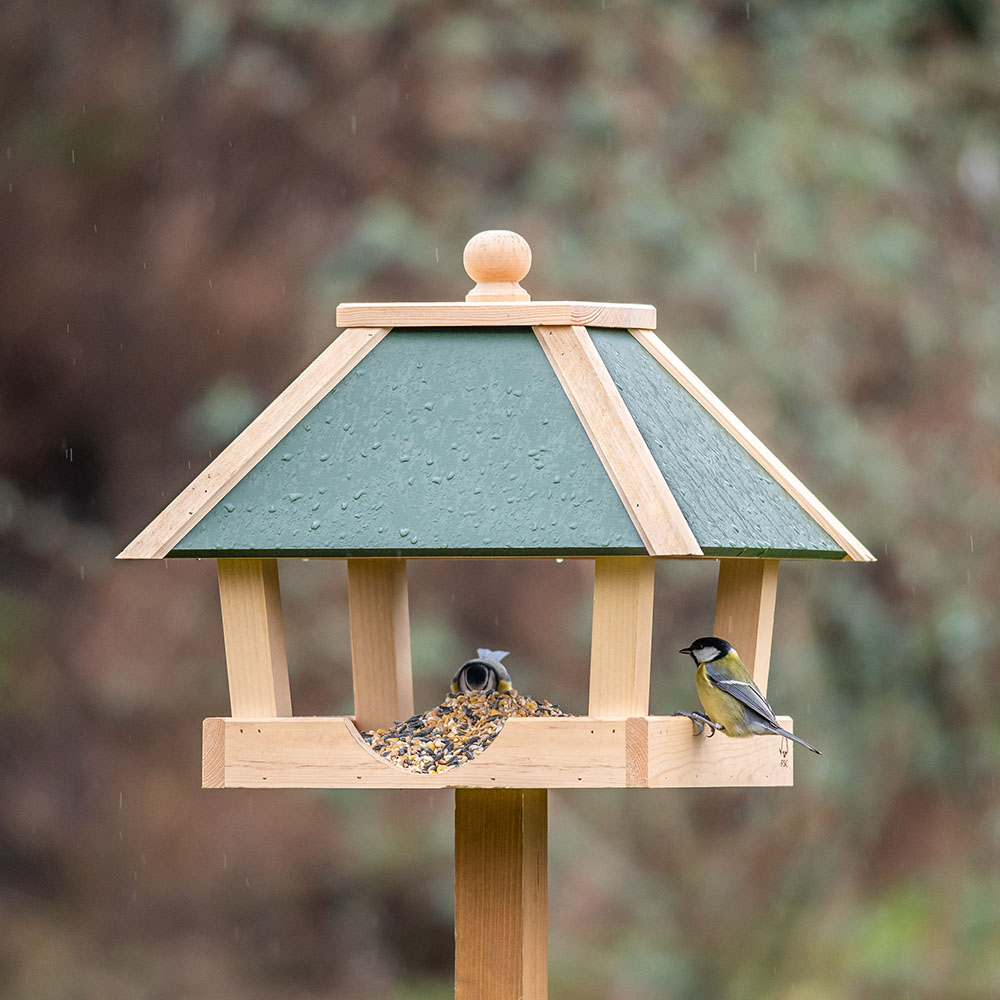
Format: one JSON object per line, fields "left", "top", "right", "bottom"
{"left": 672, "top": 710, "right": 725, "bottom": 737}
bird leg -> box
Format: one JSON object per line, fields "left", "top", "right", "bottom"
{"left": 671, "top": 710, "right": 725, "bottom": 737}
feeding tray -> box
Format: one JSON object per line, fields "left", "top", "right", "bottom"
{"left": 202, "top": 713, "right": 799, "bottom": 789}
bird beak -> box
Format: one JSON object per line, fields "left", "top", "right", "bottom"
{"left": 678, "top": 646, "right": 692, "bottom": 655}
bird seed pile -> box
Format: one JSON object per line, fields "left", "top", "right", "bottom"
{"left": 361, "top": 690, "right": 569, "bottom": 773}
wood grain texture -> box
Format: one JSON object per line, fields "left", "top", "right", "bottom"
{"left": 534, "top": 325, "right": 701, "bottom": 556}
{"left": 217, "top": 558, "right": 292, "bottom": 718}
{"left": 203, "top": 716, "right": 627, "bottom": 788}
{"left": 347, "top": 558, "right": 414, "bottom": 732}
{"left": 202, "top": 718, "right": 226, "bottom": 787}
{"left": 713, "top": 558, "right": 779, "bottom": 694}
{"left": 589, "top": 557, "right": 655, "bottom": 717}
{"left": 201, "top": 715, "right": 796, "bottom": 788}
{"left": 626, "top": 716, "right": 795, "bottom": 787}
{"left": 454, "top": 788, "right": 547, "bottom": 1000}
{"left": 118, "top": 327, "right": 390, "bottom": 559}
{"left": 335, "top": 301, "right": 656, "bottom": 329}
{"left": 629, "top": 328, "right": 875, "bottom": 562}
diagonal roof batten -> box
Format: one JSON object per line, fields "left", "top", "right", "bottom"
{"left": 533, "top": 325, "right": 702, "bottom": 557}
{"left": 118, "top": 327, "right": 390, "bottom": 559}
{"left": 628, "top": 328, "right": 875, "bottom": 562}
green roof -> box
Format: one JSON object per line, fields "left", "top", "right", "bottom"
{"left": 127, "top": 322, "right": 863, "bottom": 561}
{"left": 173, "top": 329, "right": 646, "bottom": 557}
{"left": 589, "top": 329, "right": 844, "bottom": 559}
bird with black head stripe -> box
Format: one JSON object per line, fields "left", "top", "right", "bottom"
{"left": 675, "top": 636, "right": 821, "bottom": 754}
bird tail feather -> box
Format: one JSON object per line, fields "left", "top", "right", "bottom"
{"left": 775, "top": 725, "right": 822, "bottom": 755}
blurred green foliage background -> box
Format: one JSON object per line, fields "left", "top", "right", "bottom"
{"left": 2, "top": 1, "right": 999, "bottom": 997}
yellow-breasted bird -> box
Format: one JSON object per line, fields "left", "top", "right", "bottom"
{"left": 450, "top": 649, "right": 513, "bottom": 695}
{"left": 675, "top": 636, "right": 822, "bottom": 754}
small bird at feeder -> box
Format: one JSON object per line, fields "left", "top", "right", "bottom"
{"left": 451, "top": 649, "right": 513, "bottom": 695}
{"left": 674, "top": 636, "right": 822, "bottom": 754}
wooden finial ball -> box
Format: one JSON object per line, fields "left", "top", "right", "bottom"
{"left": 463, "top": 231, "right": 532, "bottom": 301}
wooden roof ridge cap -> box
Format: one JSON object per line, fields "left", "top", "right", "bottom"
{"left": 335, "top": 300, "right": 657, "bottom": 328}
{"left": 117, "top": 326, "right": 391, "bottom": 560}
{"left": 337, "top": 231, "right": 654, "bottom": 326}
{"left": 628, "top": 328, "right": 876, "bottom": 563}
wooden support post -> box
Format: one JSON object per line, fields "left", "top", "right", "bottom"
{"left": 713, "top": 559, "right": 779, "bottom": 694}
{"left": 455, "top": 788, "right": 547, "bottom": 1000}
{"left": 347, "top": 558, "right": 414, "bottom": 732}
{"left": 217, "top": 558, "right": 292, "bottom": 718}
{"left": 589, "top": 556, "right": 655, "bottom": 717}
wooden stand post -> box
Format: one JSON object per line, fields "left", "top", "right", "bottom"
{"left": 589, "top": 556, "right": 656, "bottom": 717}
{"left": 713, "top": 558, "right": 779, "bottom": 692}
{"left": 217, "top": 558, "right": 292, "bottom": 717}
{"left": 455, "top": 788, "right": 547, "bottom": 1000}
{"left": 347, "top": 558, "right": 414, "bottom": 732}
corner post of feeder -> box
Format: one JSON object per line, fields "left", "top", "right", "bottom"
{"left": 348, "top": 557, "right": 414, "bottom": 732}
{"left": 217, "top": 558, "right": 292, "bottom": 717}
{"left": 455, "top": 788, "right": 548, "bottom": 1000}
{"left": 589, "top": 556, "right": 656, "bottom": 717}
{"left": 713, "top": 558, "right": 779, "bottom": 693}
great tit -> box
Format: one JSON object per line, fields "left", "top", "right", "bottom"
{"left": 675, "top": 636, "right": 822, "bottom": 754}
{"left": 451, "top": 648, "right": 513, "bottom": 695}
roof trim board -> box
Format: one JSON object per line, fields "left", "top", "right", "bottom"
{"left": 628, "top": 328, "right": 874, "bottom": 562}
{"left": 118, "top": 327, "right": 390, "bottom": 560}
{"left": 336, "top": 301, "right": 656, "bottom": 329}
{"left": 533, "top": 325, "right": 702, "bottom": 557}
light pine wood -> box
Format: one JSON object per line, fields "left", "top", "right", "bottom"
{"left": 534, "top": 325, "right": 701, "bottom": 556}
{"left": 202, "top": 718, "right": 225, "bottom": 787}
{"left": 217, "top": 558, "right": 292, "bottom": 718}
{"left": 463, "top": 230, "right": 532, "bottom": 302}
{"left": 455, "top": 788, "right": 547, "bottom": 1000}
{"left": 589, "top": 557, "right": 656, "bottom": 717}
{"left": 335, "top": 301, "right": 657, "bottom": 329}
{"left": 713, "top": 558, "right": 779, "bottom": 694}
{"left": 626, "top": 716, "right": 795, "bottom": 787}
{"left": 202, "top": 714, "right": 798, "bottom": 788}
{"left": 202, "top": 716, "right": 627, "bottom": 789}
{"left": 118, "top": 327, "right": 390, "bottom": 559}
{"left": 347, "top": 558, "right": 414, "bottom": 732}
{"left": 629, "top": 328, "right": 875, "bottom": 562}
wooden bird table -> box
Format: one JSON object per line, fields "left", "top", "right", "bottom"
{"left": 120, "top": 230, "right": 873, "bottom": 1000}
